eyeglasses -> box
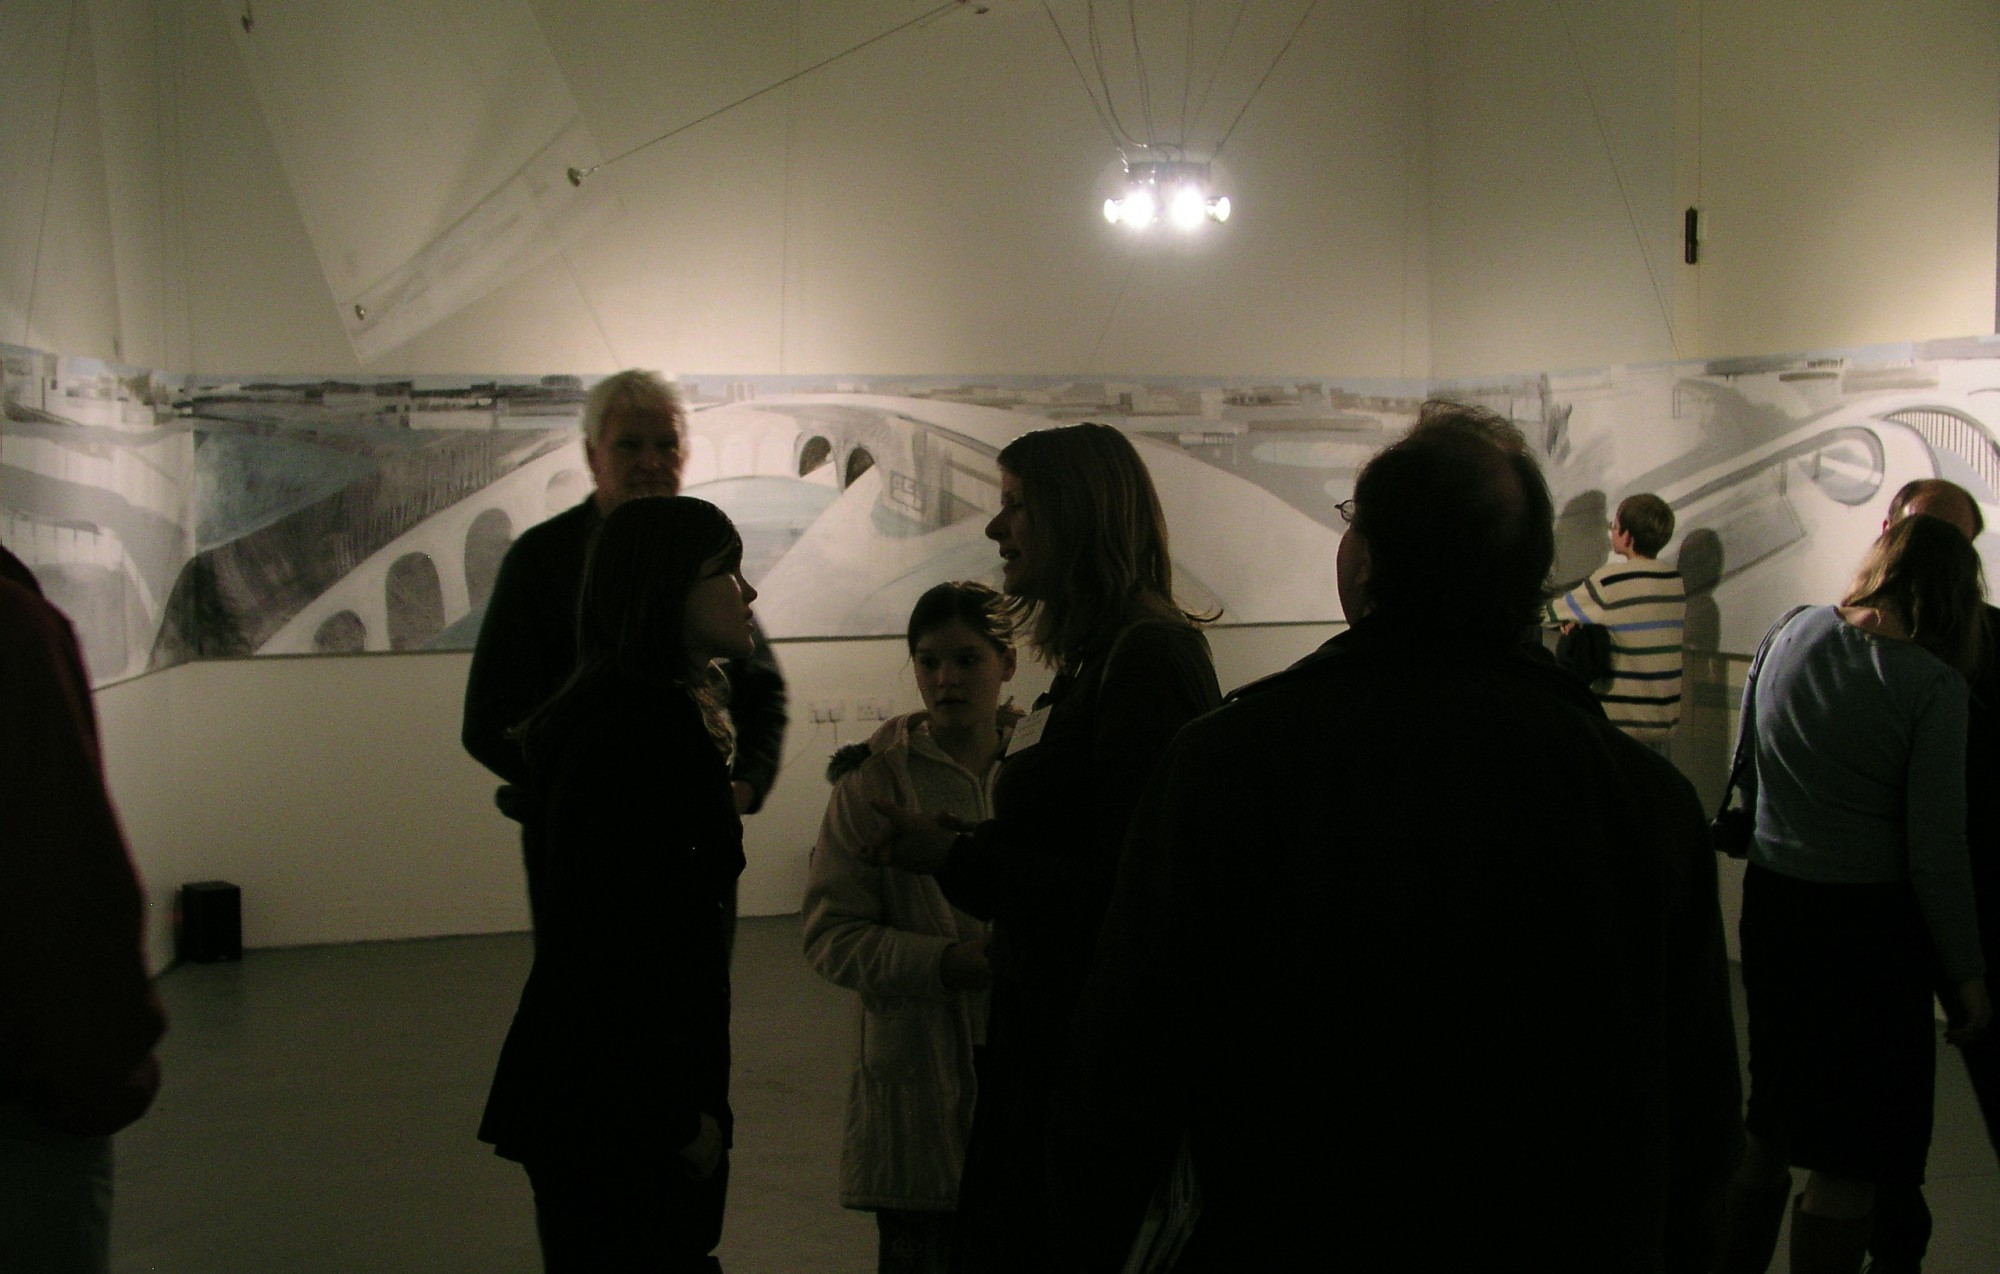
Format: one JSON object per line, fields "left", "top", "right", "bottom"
{"left": 1336, "top": 499, "right": 1356, "bottom": 525}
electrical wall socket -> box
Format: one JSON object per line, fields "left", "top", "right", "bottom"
{"left": 809, "top": 699, "right": 847, "bottom": 724}
{"left": 855, "top": 697, "right": 895, "bottom": 721}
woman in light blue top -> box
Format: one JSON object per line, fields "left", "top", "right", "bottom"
{"left": 1720, "top": 515, "right": 1992, "bottom": 1273}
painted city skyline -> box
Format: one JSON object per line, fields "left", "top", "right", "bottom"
{"left": 5, "top": 337, "right": 1998, "bottom": 686}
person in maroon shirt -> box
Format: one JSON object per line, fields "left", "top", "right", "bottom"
{"left": 0, "top": 547, "right": 165, "bottom": 1270}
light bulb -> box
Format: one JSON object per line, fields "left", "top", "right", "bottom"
{"left": 1122, "top": 188, "right": 1156, "bottom": 228}
{"left": 1209, "top": 195, "right": 1231, "bottom": 223}
{"left": 1103, "top": 198, "right": 1122, "bottom": 224}
{"left": 1169, "top": 186, "right": 1207, "bottom": 230}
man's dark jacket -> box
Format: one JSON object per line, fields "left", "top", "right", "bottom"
{"left": 461, "top": 498, "right": 787, "bottom": 807}
{"left": 1956, "top": 606, "right": 2000, "bottom": 1133}
{"left": 1048, "top": 615, "right": 1742, "bottom": 1272}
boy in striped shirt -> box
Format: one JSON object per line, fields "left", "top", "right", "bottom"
{"left": 1545, "top": 493, "right": 1685, "bottom": 750}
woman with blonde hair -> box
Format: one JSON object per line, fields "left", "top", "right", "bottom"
{"left": 867, "top": 422, "right": 1221, "bottom": 1272}
{"left": 1720, "top": 514, "right": 1992, "bottom": 1274}
{"left": 479, "top": 495, "right": 758, "bottom": 1273}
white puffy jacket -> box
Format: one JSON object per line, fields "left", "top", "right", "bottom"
{"left": 801, "top": 712, "right": 994, "bottom": 1211}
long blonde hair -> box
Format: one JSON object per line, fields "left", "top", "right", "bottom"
{"left": 996, "top": 423, "right": 1208, "bottom": 665}
{"left": 1842, "top": 514, "right": 1986, "bottom": 678}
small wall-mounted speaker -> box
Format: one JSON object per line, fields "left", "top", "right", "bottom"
{"left": 177, "top": 881, "right": 243, "bottom": 963}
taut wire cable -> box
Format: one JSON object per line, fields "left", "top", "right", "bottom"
{"left": 567, "top": 0, "right": 958, "bottom": 185}
{"left": 1127, "top": 1, "right": 1156, "bottom": 147}
{"left": 1212, "top": 0, "right": 1321, "bottom": 160}
{"left": 25, "top": 0, "right": 80, "bottom": 347}
{"left": 1043, "top": 0, "right": 1126, "bottom": 149}
{"left": 1178, "top": 2, "right": 1193, "bottom": 147}
{"left": 1552, "top": 0, "right": 1677, "bottom": 355}
{"left": 1087, "top": 253, "right": 1139, "bottom": 371}
{"left": 1187, "top": 0, "right": 1252, "bottom": 146}
{"left": 1085, "top": 0, "right": 1143, "bottom": 152}
{"left": 561, "top": 251, "right": 620, "bottom": 368}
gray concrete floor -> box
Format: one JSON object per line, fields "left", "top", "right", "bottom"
{"left": 110, "top": 917, "right": 1999, "bottom": 1272}
{"left": 112, "top": 918, "right": 874, "bottom": 1273}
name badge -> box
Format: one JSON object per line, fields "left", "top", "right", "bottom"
{"left": 1006, "top": 706, "right": 1052, "bottom": 756}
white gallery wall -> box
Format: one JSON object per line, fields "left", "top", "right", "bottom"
{"left": 1692, "top": 0, "right": 2000, "bottom": 358}
{"left": 1425, "top": 0, "right": 2000, "bottom": 375}
{"left": 3, "top": 0, "right": 1996, "bottom": 963}
{"left": 91, "top": 627, "right": 1336, "bottom": 965}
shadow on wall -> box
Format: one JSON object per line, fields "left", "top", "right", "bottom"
{"left": 1677, "top": 527, "right": 1725, "bottom": 655}
{"left": 1675, "top": 526, "right": 1733, "bottom": 814}
{"left": 1552, "top": 490, "right": 1610, "bottom": 589}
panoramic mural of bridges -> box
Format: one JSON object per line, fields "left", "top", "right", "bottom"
{"left": 5, "top": 336, "right": 2000, "bottom": 686}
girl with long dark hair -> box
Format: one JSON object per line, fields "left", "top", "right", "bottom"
{"left": 479, "top": 496, "right": 758, "bottom": 1273}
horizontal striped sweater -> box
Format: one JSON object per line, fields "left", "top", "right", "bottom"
{"left": 1544, "top": 558, "right": 1686, "bottom": 739}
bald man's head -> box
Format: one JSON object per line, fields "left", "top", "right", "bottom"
{"left": 1887, "top": 478, "right": 1983, "bottom": 542}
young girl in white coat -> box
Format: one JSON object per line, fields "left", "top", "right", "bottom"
{"left": 802, "top": 581, "right": 1017, "bottom": 1274}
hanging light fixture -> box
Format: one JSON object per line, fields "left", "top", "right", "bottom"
{"left": 1102, "top": 156, "right": 1229, "bottom": 231}
{"left": 1045, "top": 0, "right": 1322, "bottom": 233}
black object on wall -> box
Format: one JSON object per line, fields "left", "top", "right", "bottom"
{"left": 178, "top": 881, "right": 243, "bottom": 963}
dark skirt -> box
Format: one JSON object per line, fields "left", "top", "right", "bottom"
{"left": 524, "top": 1149, "right": 727, "bottom": 1272}
{"left": 948, "top": 1039, "right": 1055, "bottom": 1273}
{"left": 1740, "top": 864, "right": 1939, "bottom": 1184}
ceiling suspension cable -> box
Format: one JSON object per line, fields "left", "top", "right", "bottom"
{"left": 1127, "top": 0, "right": 1156, "bottom": 149}
{"left": 1085, "top": 0, "right": 1144, "bottom": 153}
{"left": 1177, "top": 1, "right": 1194, "bottom": 147}
{"left": 1187, "top": 0, "right": 1252, "bottom": 145}
{"left": 1212, "top": 0, "right": 1321, "bottom": 160}
{"left": 1553, "top": 0, "right": 1677, "bottom": 353}
{"left": 1042, "top": 0, "right": 1127, "bottom": 150}
{"left": 568, "top": 0, "right": 958, "bottom": 185}
{"left": 24, "top": 0, "right": 80, "bottom": 346}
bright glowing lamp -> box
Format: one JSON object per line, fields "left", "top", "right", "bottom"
{"left": 1099, "top": 156, "right": 1228, "bottom": 231}
{"left": 1169, "top": 186, "right": 1206, "bottom": 229}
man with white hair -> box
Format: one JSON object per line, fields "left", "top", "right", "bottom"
{"left": 463, "top": 370, "right": 787, "bottom": 922}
